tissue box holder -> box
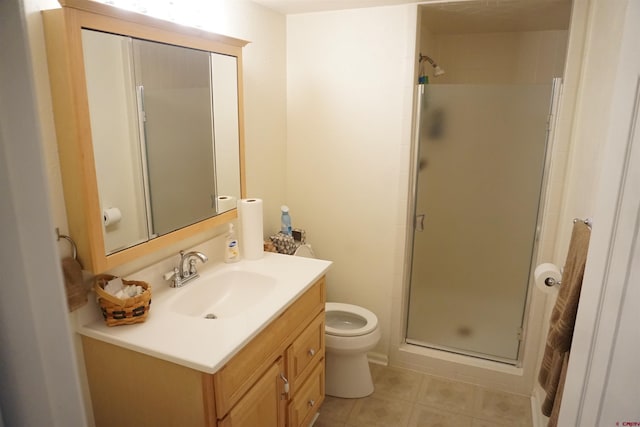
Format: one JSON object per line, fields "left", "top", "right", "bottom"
{"left": 94, "top": 274, "right": 152, "bottom": 327}
{"left": 270, "top": 232, "right": 298, "bottom": 255}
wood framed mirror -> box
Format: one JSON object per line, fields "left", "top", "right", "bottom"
{"left": 42, "top": 0, "right": 248, "bottom": 273}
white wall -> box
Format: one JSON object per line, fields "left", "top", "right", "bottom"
{"left": 553, "top": 0, "right": 629, "bottom": 260}
{"left": 287, "top": 5, "right": 417, "bottom": 356}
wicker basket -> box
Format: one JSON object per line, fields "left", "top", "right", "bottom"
{"left": 94, "top": 274, "right": 152, "bottom": 326}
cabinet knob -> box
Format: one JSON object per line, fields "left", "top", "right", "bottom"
{"left": 308, "top": 399, "right": 315, "bottom": 408}
{"left": 308, "top": 348, "right": 316, "bottom": 357}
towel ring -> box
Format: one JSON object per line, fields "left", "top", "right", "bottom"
{"left": 56, "top": 228, "right": 78, "bottom": 261}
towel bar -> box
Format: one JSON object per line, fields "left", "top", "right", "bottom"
{"left": 544, "top": 276, "right": 561, "bottom": 287}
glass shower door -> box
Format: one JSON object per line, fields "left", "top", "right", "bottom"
{"left": 406, "top": 83, "right": 555, "bottom": 362}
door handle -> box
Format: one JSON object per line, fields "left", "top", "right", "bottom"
{"left": 279, "top": 372, "right": 289, "bottom": 399}
{"left": 416, "top": 214, "right": 425, "bottom": 232}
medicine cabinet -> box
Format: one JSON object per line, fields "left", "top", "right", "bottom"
{"left": 42, "top": 0, "right": 248, "bottom": 273}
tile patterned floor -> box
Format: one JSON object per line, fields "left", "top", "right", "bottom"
{"left": 315, "top": 364, "right": 533, "bottom": 427}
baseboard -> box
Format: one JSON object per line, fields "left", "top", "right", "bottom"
{"left": 367, "top": 351, "right": 389, "bottom": 366}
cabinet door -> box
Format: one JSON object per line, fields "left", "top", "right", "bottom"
{"left": 219, "top": 358, "right": 286, "bottom": 427}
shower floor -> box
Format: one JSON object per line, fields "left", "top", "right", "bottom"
{"left": 406, "top": 284, "right": 524, "bottom": 362}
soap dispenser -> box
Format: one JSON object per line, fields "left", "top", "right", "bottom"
{"left": 224, "top": 223, "right": 240, "bottom": 263}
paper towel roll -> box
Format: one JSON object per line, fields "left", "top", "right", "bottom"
{"left": 534, "top": 263, "right": 562, "bottom": 294}
{"left": 238, "top": 198, "right": 264, "bottom": 260}
{"left": 103, "top": 207, "right": 122, "bottom": 227}
{"left": 217, "top": 195, "right": 236, "bottom": 212}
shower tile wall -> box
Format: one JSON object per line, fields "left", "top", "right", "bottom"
{"left": 420, "top": 30, "right": 568, "bottom": 85}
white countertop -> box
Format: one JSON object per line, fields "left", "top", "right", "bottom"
{"left": 77, "top": 252, "right": 332, "bottom": 374}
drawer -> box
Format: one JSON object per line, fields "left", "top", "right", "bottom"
{"left": 288, "top": 360, "right": 325, "bottom": 427}
{"left": 287, "top": 312, "right": 324, "bottom": 394}
{"left": 214, "top": 277, "right": 325, "bottom": 416}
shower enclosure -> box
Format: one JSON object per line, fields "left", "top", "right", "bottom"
{"left": 406, "top": 80, "right": 559, "bottom": 363}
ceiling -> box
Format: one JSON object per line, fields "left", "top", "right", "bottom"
{"left": 252, "top": 0, "right": 573, "bottom": 33}
{"left": 251, "top": 0, "right": 421, "bottom": 15}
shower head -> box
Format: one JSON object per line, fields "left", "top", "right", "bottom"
{"left": 433, "top": 65, "right": 445, "bottom": 77}
{"left": 419, "top": 53, "right": 445, "bottom": 78}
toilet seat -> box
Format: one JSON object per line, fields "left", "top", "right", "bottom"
{"left": 325, "top": 302, "right": 378, "bottom": 337}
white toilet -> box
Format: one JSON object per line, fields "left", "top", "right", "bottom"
{"left": 325, "top": 303, "right": 380, "bottom": 398}
{"left": 293, "top": 244, "right": 380, "bottom": 398}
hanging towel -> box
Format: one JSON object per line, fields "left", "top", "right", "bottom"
{"left": 62, "top": 256, "right": 88, "bottom": 312}
{"left": 538, "top": 221, "right": 591, "bottom": 426}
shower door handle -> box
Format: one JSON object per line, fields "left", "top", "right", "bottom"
{"left": 415, "top": 214, "right": 425, "bottom": 232}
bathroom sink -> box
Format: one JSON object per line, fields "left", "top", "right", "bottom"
{"left": 170, "top": 270, "right": 277, "bottom": 319}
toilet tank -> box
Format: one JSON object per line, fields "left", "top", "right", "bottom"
{"left": 293, "top": 244, "right": 315, "bottom": 258}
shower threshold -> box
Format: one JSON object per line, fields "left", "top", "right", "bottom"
{"left": 405, "top": 338, "right": 520, "bottom": 367}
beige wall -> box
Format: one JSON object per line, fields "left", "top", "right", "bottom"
{"left": 286, "top": 5, "right": 418, "bottom": 357}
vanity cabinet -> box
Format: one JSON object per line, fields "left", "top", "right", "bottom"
{"left": 82, "top": 276, "right": 326, "bottom": 427}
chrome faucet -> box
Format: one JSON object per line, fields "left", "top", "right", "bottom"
{"left": 166, "top": 250, "right": 208, "bottom": 288}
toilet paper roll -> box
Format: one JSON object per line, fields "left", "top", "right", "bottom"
{"left": 217, "top": 195, "right": 236, "bottom": 213}
{"left": 238, "top": 198, "right": 264, "bottom": 260}
{"left": 534, "top": 263, "right": 562, "bottom": 294}
{"left": 103, "top": 207, "right": 122, "bottom": 227}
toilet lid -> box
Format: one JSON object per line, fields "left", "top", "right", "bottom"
{"left": 325, "top": 302, "right": 378, "bottom": 337}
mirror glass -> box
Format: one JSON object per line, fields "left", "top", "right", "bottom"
{"left": 133, "top": 38, "right": 216, "bottom": 237}
{"left": 81, "top": 29, "right": 241, "bottom": 255}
